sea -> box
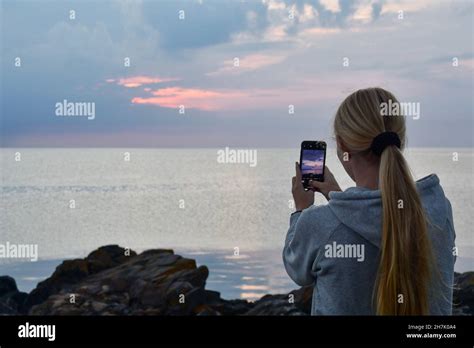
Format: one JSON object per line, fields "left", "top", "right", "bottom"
{"left": 0, "top": 148, "right": 473, "bottom": 300}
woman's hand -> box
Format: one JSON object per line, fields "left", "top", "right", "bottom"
{"left": 292, "top": 162, "right": 314, "bottom": 211}
{"left": 308, "top": 165, "right": 342, "bottom": 201}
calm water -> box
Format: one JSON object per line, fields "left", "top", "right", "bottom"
{"left": 0, "top": 148, "right": 473, "bottom": 300}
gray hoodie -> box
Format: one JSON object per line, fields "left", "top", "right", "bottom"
{"left": 283, "top": 174, "right": 456, "bottom": 315}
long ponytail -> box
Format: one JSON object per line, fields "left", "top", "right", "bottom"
{"left": 377, "top": 145, "right": 432, "bottom": 314}
{"left": 334, "top": 87, "right": 433, "bottom": 315}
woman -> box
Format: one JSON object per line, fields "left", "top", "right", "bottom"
{"left": 283, "top": 87, "right": 456, "bottom": 315}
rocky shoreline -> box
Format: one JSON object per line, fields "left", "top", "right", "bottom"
{"left": 0, "top": 245, "right": 472, "bottom": 316}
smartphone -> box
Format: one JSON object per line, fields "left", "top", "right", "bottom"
{"left": 299, "top": 141, "right": 326, "bottom": 190}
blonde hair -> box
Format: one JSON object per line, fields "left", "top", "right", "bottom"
{"left": 334, "top": 87, "right": 433, "bottom": 315}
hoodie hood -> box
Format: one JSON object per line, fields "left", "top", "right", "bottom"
{"left": 327, "top": 174, "right": 447, "bottom": 248}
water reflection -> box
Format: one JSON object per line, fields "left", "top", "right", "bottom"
{"left": 3, "top": 248, "right": 474, "bottom": 302}
{"left": 183, "top": 248, "right": 295, "bottom": 301}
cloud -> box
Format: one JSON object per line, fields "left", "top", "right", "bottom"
{"left": 131, "top": 87, "right": 246, "bottom": 111}
{"left": 300, "top": 3, "right": 318, "bottom": 22}
{"left": 352, "top": 2, "right": 374, "bottom": 23}
{"left": 207, "top": 53, "right": 287, "bottom": 76}
{"left": 108, "top": 76, "right": 181, "bottom": 88}
{"left": 261, "top": 25, "right": 291, "bottom": 42}
{"left": 265, "top": 0, "right": 287, "bottom": 11}
{"left": 2, "top": 0, "right": 472, "bottom": 147}
{"left": 141, "top": 0, "right": 268, "bottom": 51}
{"left": 301, "top": 26, "right": 342, "bottom": 36}
{"left": 128, "top": 72, "right": 360, "bottom": 112}
{"left": 380, "top": 0, "right": 431, "bottom": 14}
{"left": 232, "top": 0, "right": 372, "bottom": 45}
{"left": 319, "top": 0, "right": 341, "bottom": 13}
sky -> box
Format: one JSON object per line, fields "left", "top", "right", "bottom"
{"left": 1, "top": 0, "right": 473, "bottom": 147}
{"left": 301, "top": 149, "right": 324, "bottom": 174}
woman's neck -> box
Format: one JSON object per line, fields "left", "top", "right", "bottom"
{"left": 353, "top": 160, "right": 380, "bottom": 190}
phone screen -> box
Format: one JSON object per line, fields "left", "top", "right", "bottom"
{"left": 301, "top": 149, "right": 325, "bottom": 176}
{"left": 299, "top": 141, "right": 326, "bottom": 188}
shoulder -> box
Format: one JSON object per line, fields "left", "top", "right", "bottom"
{"left": 296, "top": 204, "right": 342, "bottom": 241}
{"left": 416, "top": 174, "right": 454, "bottom": 227}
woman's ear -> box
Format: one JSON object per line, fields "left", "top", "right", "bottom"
{"left": 336, "top": 136, "right": 349, "bottom": 154}
{"left": 336, "top": 136, "right": 354, "bottom": 180}
{"left": 336, "top": 136, "right": 351, "bottom": 163}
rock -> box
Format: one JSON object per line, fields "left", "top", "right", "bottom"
{"left": 453, "top": 272, "right": 474, "bottom": 315}
{"left": 203, "top": 288, "right": 311, "bottom": 316}
{"left": 290, "top": 285, "right": 313, "bottom": 314}
{"left": 136, "top": 282, "right": 166, "bottom": 307}
{"left": 208, "top": 298, "right": 254, "bottom": 315}
{"left": 204, "top": 290, "right": 221, "bottom": 303}
{"left": 24, "top": 245, "right": 135, "bottom": 310}
{"left": 86, "top": 245, "right": 137, "bottom": 274}
{"left": 1, "top": 245, "right": 472, "bottom": 316}
{"left": 194, "top": 304, "right": 221, "bottom": 316}
{"left": 167, "top": 285, "right": 206, "bottom": 315}
{"left": 0, "top": 276, "right": 18, "bottom": 296}
{"left": 244, "top": 294, "right": 307, "bottom": 316}
{"left": 0, "top": 301, "right": 18, "bottom": 315}
{"left": 0, "top": 276, "right": 28, "bottom": 314}
{"left": 91, "top": 301, "right": 108, "bottom": 312}
{"left": 29, "top": 247, "right": 212, "bottom": 316}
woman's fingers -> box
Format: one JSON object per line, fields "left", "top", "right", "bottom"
{"left": 295, "top": 162, "right": 302, "bottom": 181}
{"left": 308, "top": 180, "right": 323, "bottom": 190}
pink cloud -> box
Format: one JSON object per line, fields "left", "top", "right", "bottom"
{"left": 125, "top": 70, "right": 421, "bottom": 113}
{"left": 130, "top": 82, "right": 340, "bottom": 111}
{"left": 132, "top": 87, "right": 246, "bottom": 111}
{"left": 111, "top": 71, "right": 341, "bottom": 112}
{"left": 107, "top": 75, "right": 180, "bottom": 88}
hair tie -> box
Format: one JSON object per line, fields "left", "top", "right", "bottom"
{"left": 370, "top": 131, "right": 401, "bottom": 156}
